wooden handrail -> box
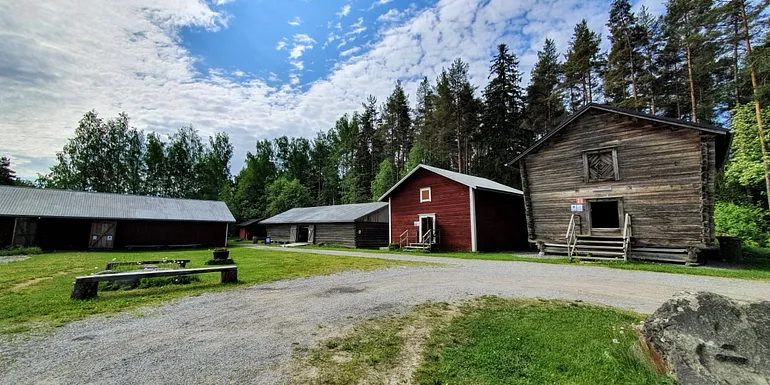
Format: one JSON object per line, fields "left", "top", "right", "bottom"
{"left": 566, "top": 214, "right": 578, "bottom": 261}
{"left": 399, "top": 230, "right": 409, "bottom": 248}
{"left": 422, "top": 229, "right": 433, "bottom": 244}
{"left": 622, "top": 213, "right": 632, "bottom": 262}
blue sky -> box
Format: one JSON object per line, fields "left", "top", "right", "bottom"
{"left": 0, "top": 0, "right": 666, "bottom": 178}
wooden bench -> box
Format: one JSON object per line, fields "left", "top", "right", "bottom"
{"left": 105, "top": 259, "right": 190, "bottom": 271}
{"left": 71, "top": 266, "right": 237, "bottom": 300}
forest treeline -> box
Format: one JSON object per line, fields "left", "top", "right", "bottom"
{"left": 3, "top": 0, "right": 770, "bottom": 244}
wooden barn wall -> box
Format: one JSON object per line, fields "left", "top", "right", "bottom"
{"left": 0, "top": 217, "right": 14, "bottom": 248}
{"left": 390, "top": 168, "right": 472, "bottom": 251}
{"left": 36, "top": 218, "right": 92, "bottom": 250}
{"left": 315, "top": 223, "right": 356, "bottom": 247}
{"left": 354, "top": 222, "right": 389, "bottom": 249}
{"left": 474, "top": 191, "right": 528, "bottom": 251}
{"left": 115, "top": 220, "right": 227, "bottom": 248}
{"left": 522, "top": 110, "right": 710, "bottom": 248}
{"left": 266, "top": 224, "right": 291, "bottom": 242}
{"left": 357, "top": 207, "right": 389, "bottom": 223}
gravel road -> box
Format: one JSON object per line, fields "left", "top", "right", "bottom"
{"left": 3, "top": 246, "right": 770, "bottom": 385}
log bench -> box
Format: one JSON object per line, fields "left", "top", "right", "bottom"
{"left": 71, "top": 266, "right": 237, "bottom": 300}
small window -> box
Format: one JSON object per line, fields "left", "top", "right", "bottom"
{"left": 583, "top": 148, "right": 619, "bottom": 182}
{"left": 420, "top": 187, "right": 431, "bottom": 202}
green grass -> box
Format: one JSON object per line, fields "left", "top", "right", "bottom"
{"left": 296, "top": 297, "right": 673, "bottom": 385}
{"left": 0, "top": 248, "right": 421, "bottom": 333}
{"left": 287, "top": 244, "right": 770, "bottom": 281}
{"left": 414, "top": 297, "right": 673, "bottom": 385}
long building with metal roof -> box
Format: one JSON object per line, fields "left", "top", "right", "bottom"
{"left": 0, "top": 186, "right": 235, "bottom": 250}
{"left": 260, "top": 202, "right": 389, "bottom": 248}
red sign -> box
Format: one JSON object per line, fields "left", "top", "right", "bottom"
{"left": 576, "top": 197, "right": 584, "bottom": 204}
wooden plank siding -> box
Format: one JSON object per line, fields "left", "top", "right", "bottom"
{"left": 314, "top": 223, "right": 356, "bottom": 247}
{"left": 389, "top": 168, "right": 472, "bottom": 251}
{"left": 115, "top": 220, "right": 227, "bottom": 248}
{"left": 521, "top": 110, "right": 714, "bottom": 249}
{"left": 474, "top": 190, "right": 528, "bottom": 251}
{"left": 354, "top": 222, "right": 389, "bottom": 248}
{"left": 266, "top": 224, "right": 291, "bottom": 243}
{"left": 0, "top": 217, "right": 14, "bottom": 248}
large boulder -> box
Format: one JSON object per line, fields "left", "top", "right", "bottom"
{"left": 642, "top": 291, "right": 770, "bottom": 385}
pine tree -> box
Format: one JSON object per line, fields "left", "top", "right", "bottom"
{"left": 371, "top": 158, "right": 396, "bottom": 201}
{"left": 0, "top": 157, "right": 16, "bottom": 185}
{"left": 144, "top": 132, "right": 167, "bottom": 196}
{"left": 661, "top": 0, "right": 720, "bottom": 123}
{"left": 381, "top": 81, "right": 413, "bottom": 177}
{"left": 480, "top": 44, "right": 526, "bottom": 185}
{"left": 605, "top": 0, "right": 643, "bottom": 108}
{"left": 637, "top": 6, "right": 663, "bottom": 114}
{"left": 356, "top": 97, "right": 379, "bottom": 201}
{"left": 525, "top": 39, "right": 566, "bottom": 137}
{"left": 564, "top": 20, "right": 604, "bottom": 108}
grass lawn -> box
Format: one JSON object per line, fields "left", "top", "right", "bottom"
{"left": 284, "top": 243, "right": 770, "bottom": 281}
{"left": 296, "top": 297, "right": 674, "bottom": 385}
{"left": 0, "top": 248, "right": 421, "bottom": 333}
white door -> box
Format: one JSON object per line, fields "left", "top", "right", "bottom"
{"left": 418, "top": 214, "right": 436, "bottom": 243}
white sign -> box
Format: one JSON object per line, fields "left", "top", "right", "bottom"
{"left": 571, "top": 204, "right": 584, "bottom": 212}
{"left": 413, "top": 221, "right": 420, "bottom": 227}
{"left": 107, "top": 235, "right": 113, "bottom": 241}
{"left": 92, "top": 235, "right": 98, "bottom": 240}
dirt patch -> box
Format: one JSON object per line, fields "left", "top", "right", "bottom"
{"left": 9, "top": 269, "right": 86, "bottom": 291}
{"left": 0, "top": 255, "right": 30, "bottom": 264}
{"left": 291, "top": 302, "right": 460, "bottom": 385}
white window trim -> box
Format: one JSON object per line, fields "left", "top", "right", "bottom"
{"left": 420, "top": 187, "right": 432, "bottom": 202}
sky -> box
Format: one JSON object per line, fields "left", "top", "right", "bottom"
{"left": 0, "top": 0, "right": 667, "bottom": 179}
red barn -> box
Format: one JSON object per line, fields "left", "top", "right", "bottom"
{"left": 379, "top": 165, "right": 528, "bottom": 252}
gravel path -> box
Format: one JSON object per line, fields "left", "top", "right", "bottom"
{"left": 3, "top": 247, "right": 770, "bottom": 385}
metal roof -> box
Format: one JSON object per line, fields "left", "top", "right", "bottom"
{"left": 0, "top": 186, "right": 235, "bottom": 222}
{"left": 260, "top": 202, "right": 389, "bottom": 224}
{"left": 507, "top": 103, "right": 732, "bottom": 166}
{"left": 237, "top": 218, "right": 265, "bottom": 227}
{"left": 378, "top": 164, "right": 522, "bottom": 201}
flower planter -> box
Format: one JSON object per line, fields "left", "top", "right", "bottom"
{"left": 212, "top": 250, "right": 230, "bottom": 260}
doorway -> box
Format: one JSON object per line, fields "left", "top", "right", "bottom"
{"left": 588, "top": 199, "right": 621, "bottom": 233}
{"left": 419, "top": 214, "right": 436, "bottom": 243}
{"left": 296, "top": 225, "right": 310, "bottom": 242}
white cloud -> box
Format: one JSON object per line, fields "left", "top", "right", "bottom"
{"left": 336, "top": 4, "right": 351, "bottom": 18}
{"left": 288, "top": 16, "right": 301, "bottom": 26}
{"left": 378, "top": 9, "right": 402, "bottom": 22}
{"left": 289, "top": 45, "right": 311, "bottom": 59}
{"left": 351, "top": 17, "right": 364, "bottom": 28}
{"left": 276, "top": 40, "right": 287, "bottom": 50}
{"left": 346, "top": 27, "right": 367, "bottom": 36}
{"left": 340, "top": 46, "right": 361, "bottom": 57}
{"left": 0, "top": 0, "right": 662, "bottom": 178}
{"left": 293, "top": 33, "right": 316, "bottom": 45}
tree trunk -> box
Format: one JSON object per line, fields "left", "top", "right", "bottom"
{"left": 686, "top": 45, "right": 698, "bottom": 122}
{"left": 582, "top": 77, "right": 588, "bottom": 106}
{"left": 740, "top": 0, "right": 770, "bottom": 208}
{"left": 626, "top": 35, "right": 639, "bottom": 106}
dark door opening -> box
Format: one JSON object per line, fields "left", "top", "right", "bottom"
{"left": 590, "top": 200, "right": 620, "bottom": 229}
{"left": 297, "top": 225, "right": 310, "bottom": 242}
{"left": 419, "top": 216, "right": 435, "bottom": 243}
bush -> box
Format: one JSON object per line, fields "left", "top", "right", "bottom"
{"left": 388, "top": 243, "right": 401, "bottom": 251}
{"left": 714, "top": 202, "right": 770, "bottom": 247}
{"left": 0, "top": 246, "right": 43, "bottom": 257}
{"left": 205, "top": 258, "right": 235, "bottom": 265}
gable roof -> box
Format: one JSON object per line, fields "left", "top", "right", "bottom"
{"left": 507, "top": 103, "right": 733, "bottom": 167}
{"left": 377, "top": 164, "right": 522, "bottom": 201}
{"left": 237, "top": 218, "right": 265, "bottom": 227}
{"left": 0, "top": 186, "right": 235, "bottom": 222}
{"left": 259, "top": 202, "right": 388, "bottom": 224}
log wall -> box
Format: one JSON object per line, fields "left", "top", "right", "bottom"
{"left": 314, "top": 223, "right": 357, "bottom": 247}
{"left": 522, "top": 110, "right": 715, "bottom": 248}
{"left": 354, "top": 222, "right": 389, "bottom": 249}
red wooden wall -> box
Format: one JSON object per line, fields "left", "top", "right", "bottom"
{"left": 474, "top": 190, "right": 528, "bottom": 251}
{"left": 389, "top": 168, "right": 472, "bottom": 251}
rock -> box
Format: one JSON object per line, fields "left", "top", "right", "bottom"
{"left": 641, "top": 291, "right": 770, "bottom": 385}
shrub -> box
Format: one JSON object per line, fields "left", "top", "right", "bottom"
{"left": 0, "top": 246, "right": 43, "bottom": 257}
{"left": 205, "top": 258, "right": 235, "bottom": 265}
{"left": 388, "top": 243, "right": 401, "bottom": 251}
{"left": 714, "top": 202, "right": 770, "bottom": 247}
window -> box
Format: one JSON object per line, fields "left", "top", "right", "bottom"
{"left": 583, "top": 148, "right": 619, "bottom": 182}
{"left": 420, "top": 187, "right": 431, "bottom": 202}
